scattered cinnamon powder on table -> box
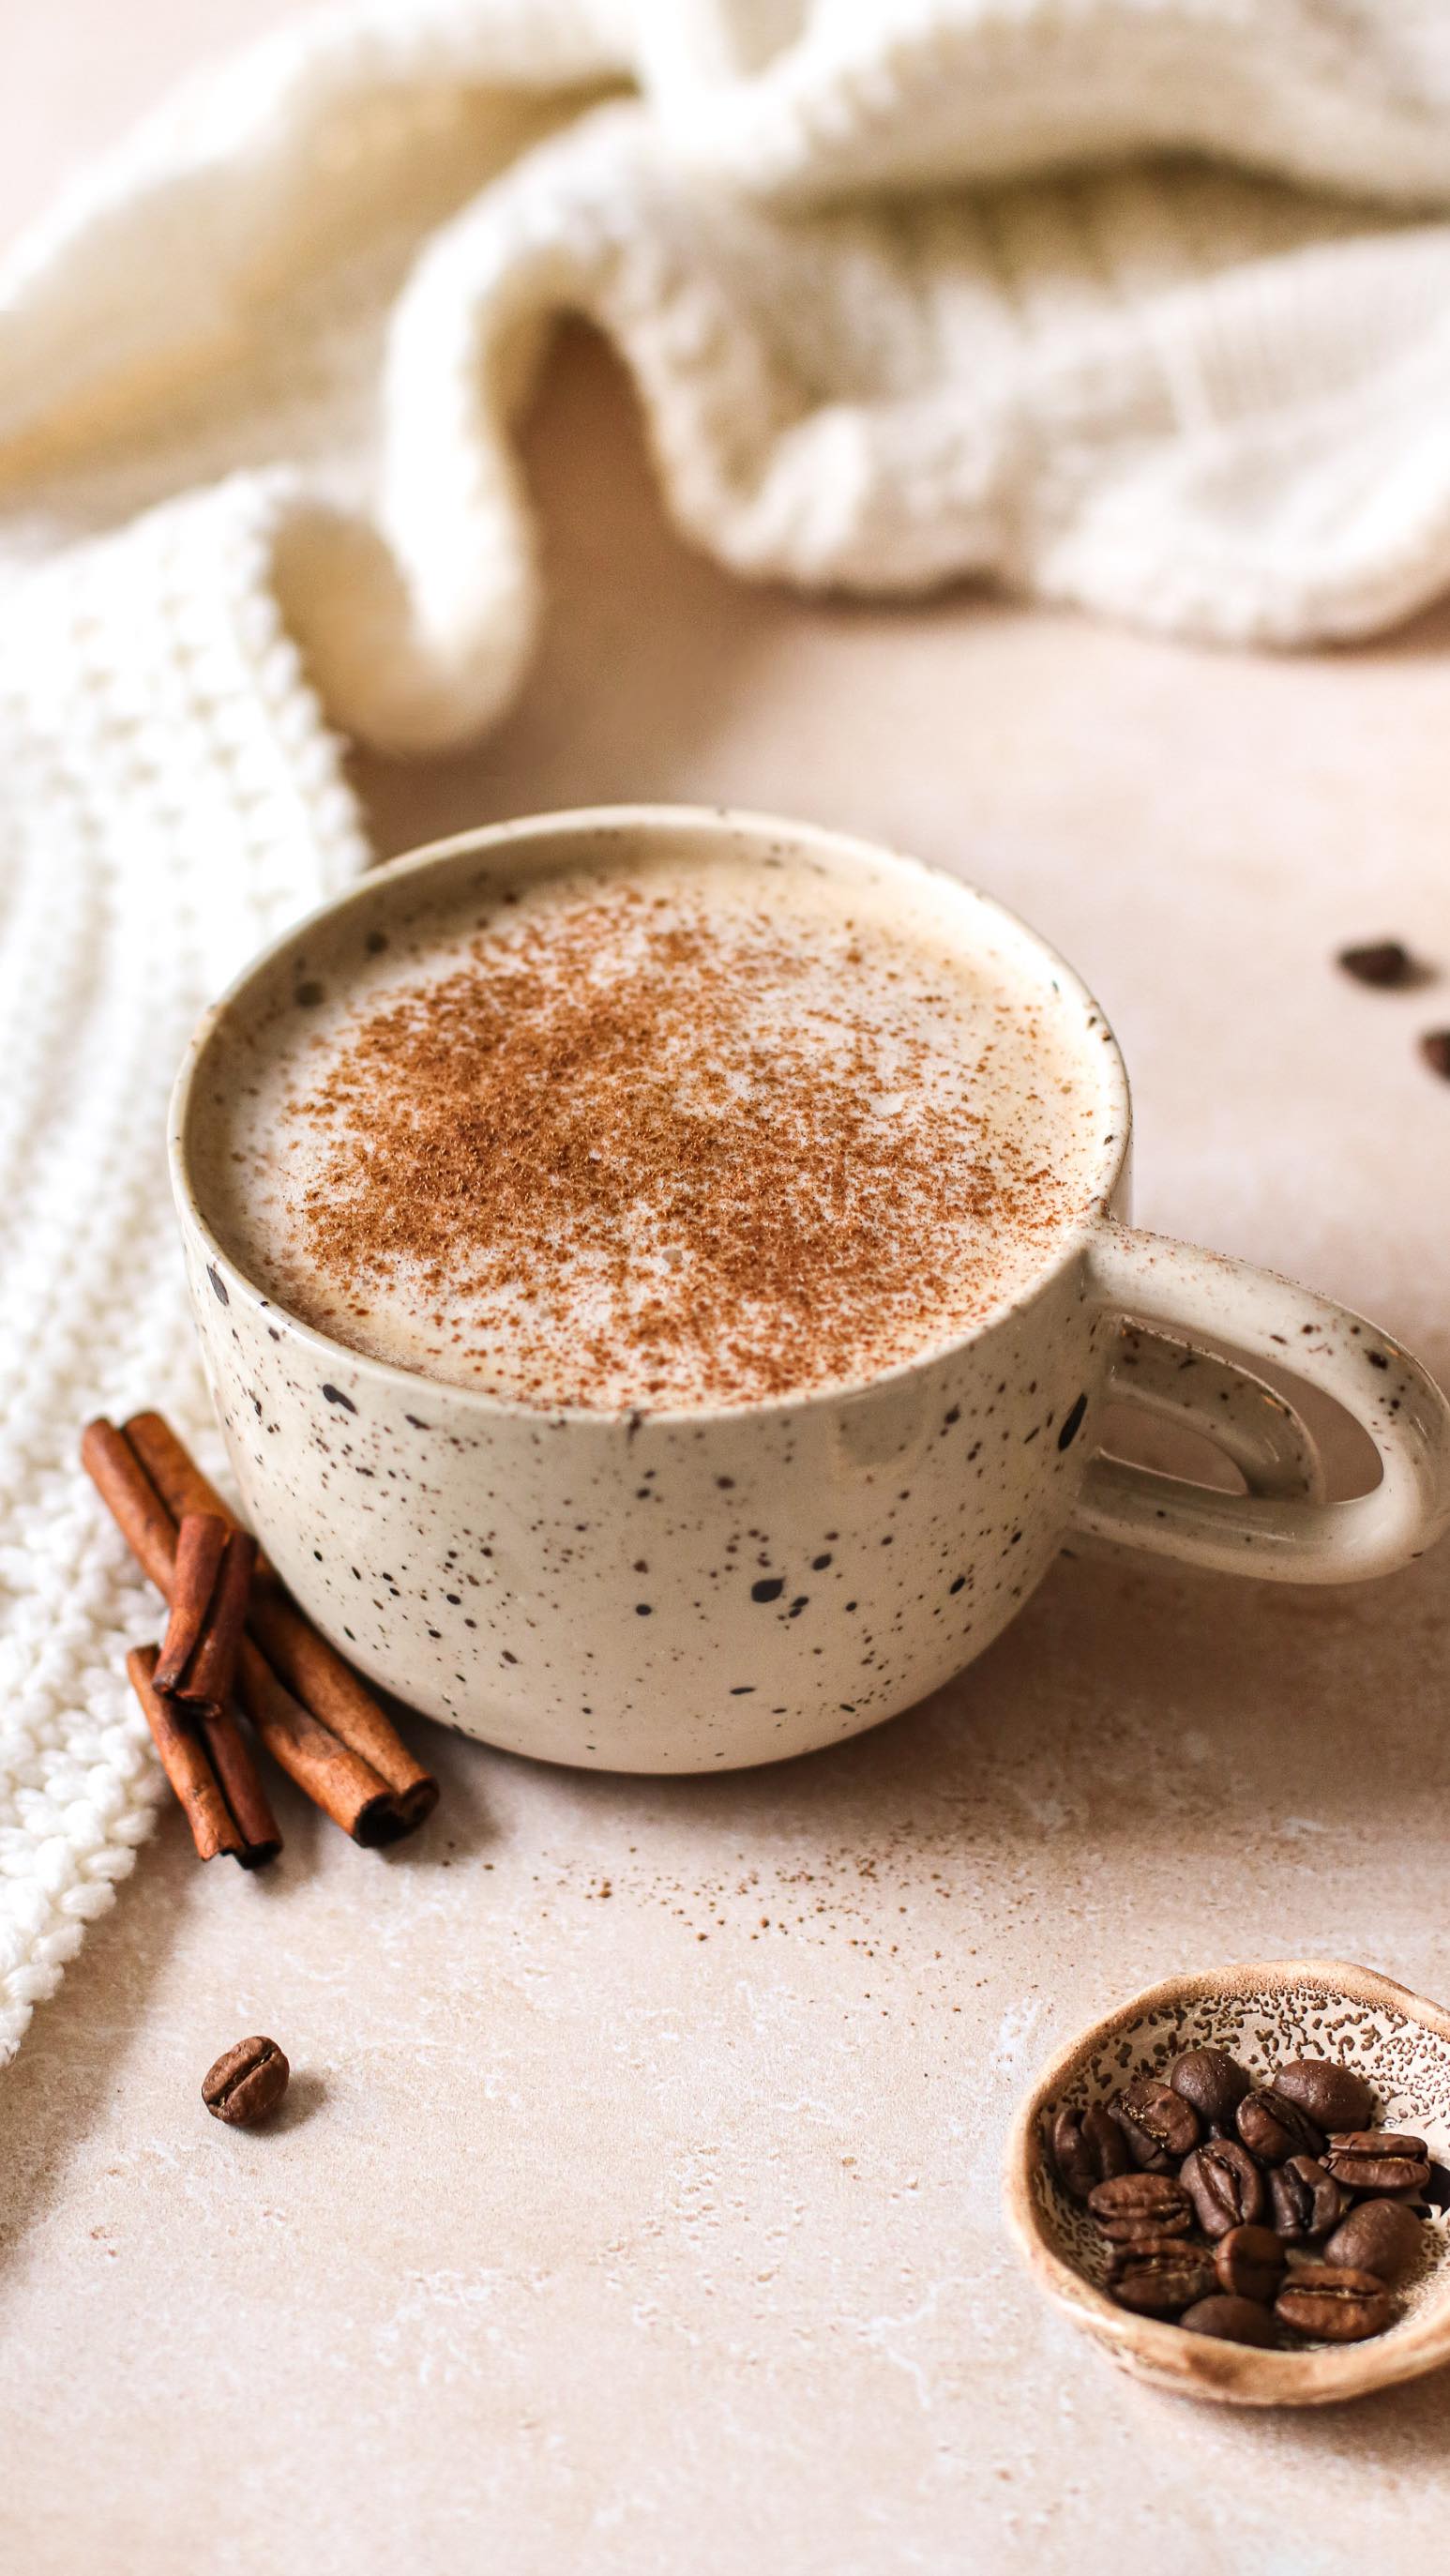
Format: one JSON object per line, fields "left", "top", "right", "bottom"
{"left": 275, "top": 874, "right": 1078, "bottom": 1410}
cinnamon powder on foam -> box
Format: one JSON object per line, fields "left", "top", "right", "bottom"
{"left": 272, "top": 877, "right": 1077, "bottom": 1411}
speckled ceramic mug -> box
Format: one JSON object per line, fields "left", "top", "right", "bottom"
{"left": 171, "top": 808, "right": 1450, "bottom": 1773}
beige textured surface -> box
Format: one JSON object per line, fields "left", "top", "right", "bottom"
{"left": 6, "top": 17, "right": 1450, "bottom": 2569}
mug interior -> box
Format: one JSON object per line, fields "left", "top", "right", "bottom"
{"left": 172, "top": 805, "right": 1131, "bottom": 1419}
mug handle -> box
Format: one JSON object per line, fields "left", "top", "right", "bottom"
{"left": 1072, "top": 1224, "right": 1450, "bottom": 1583}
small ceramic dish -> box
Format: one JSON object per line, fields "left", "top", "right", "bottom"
{"left": 1004, "top": 1959, "right": 1450, "bottom": 2406}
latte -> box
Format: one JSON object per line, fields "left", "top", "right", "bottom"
{"left": 198, "top": 841, "right": 1104, "bottom": 1410}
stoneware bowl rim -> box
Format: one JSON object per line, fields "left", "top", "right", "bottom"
{"left": 1003, "top": 1956, "right": 1450, "bottom": 2408}
{"left": 167, "top": 800, "right": 1132, "bottom": 1432}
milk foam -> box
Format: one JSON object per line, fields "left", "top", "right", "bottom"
{"left": 196, "top": 843, "right": 1110, "bottom": 1411}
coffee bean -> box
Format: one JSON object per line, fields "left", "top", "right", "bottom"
{"left": 1053, "top": 2055, "right": 1426, "bottom": 2360}
{"left": 1272, "top": 2059, "right": 1375, "bottom": 2132}
{"left": 1106, "top": 2231, "right": 1206, "bottom": 2283}
{"left": 1181, "top": 2140, "right": 1266, "bottom": 2237}
{"left": 1235, "top": 2086, "right": 1324, "bottom": 2164}
{"left": 1214, "top": 2224, "right": 1285, "bottom": 2305}
{"left": 1109, "top": 2114, "right": 1173, "bottom": 2173}
{"left": 1088, "top": 2173, "right": 1192, "bottom": 2240}
{"left": 1421, "top": 1031, "right": 1450, "bottom": 1083}
{"left": 1113, "top": 2075, "right": 1200, "bottom": 2164}
{"left": 1268, "top": 2155, "right": 1350, "bottom": 2243}
{"left": 1180, "top": 2294, "right": 1276, "bottom": 2347}
{"left": 1274, "top": 2264, "right": 1392, "bottom": 2343}
{"left": 202, "top": 2035, "right": 290, "bottom": 2127}
{"left": 1050, "top": 2103, "right": 1129, "bottom": 2202}
{"left": 1322, "top": 2198, "right": 1425, "bottom": 2286}
{"left": 1111, "top": 2248, "right": 1216, "bottom": 2318}
{"left": 1322, "top": 2131, "right": 1430, "bottom": 2194}
{"left": 1336, "top": 940, "right": 1416, "bottom": 989}
{"left": 1169, "top": 2046, "right": 1251, "bottom": 2129}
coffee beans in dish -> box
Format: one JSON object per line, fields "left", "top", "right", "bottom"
{"left": 1169, "top": 2046, "right": 1251, "bottom": 2129}
{"left": 1181, "top": 2140, "right": 1265, "bottom": 2236}
{"left": 1111, "top": 2076, "right": 1201, "bottom": 2167}
{"left": 1050, "top": 2104, "right": 1128, "bottom": 2201}
{"left": 1274, "top": 2059, "right": 1375, "bottom": 2130}
{"left": 1268, "top": 2156, "right": 1349, "bottom": 2243}
{"left": 203, "top": 2035, "right": 290, "bottom": 2127}
{"left": 1322, "top": 2198, "right": 1425, "bottom": 2285}
{"left": 1181, "top": 2295, "right": 1276, "bottom": 2347}
{"left": 1087, "top": 2174, "right": 1193, "bottom": 2241}
{"left": 1322, "top": 2132, "right": 1431, "bottom": 2194}
{"left": 1048, "top": 2051, "right": 1439, "bottom": 2353}
{"left": 1235, "top": 2086, "right": 1324, "bottom": 2164}
{"left": 1111, "top": 2247, "right": 1216, "bottom": 2319}
{"left": 1214, "top": 2225, "right": 1284, "bottom": 2305}
{"left": 1274, "top": 2265, "right": 1393, "bottom": 2344}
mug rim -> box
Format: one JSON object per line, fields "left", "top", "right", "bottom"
{"left": 169, "top": 802, "right": 1133, "bottom": 1428}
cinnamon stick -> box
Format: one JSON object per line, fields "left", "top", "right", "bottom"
{"left": 247, "top": 1599, "right": 439, "bottom": 1827}
{"left": 84, "top": 1424, "right": 279, "bottom": 1867}
{"left": 80, "top": 1418, "right": 175, "bottom": 1595}
{"left": 154, "top": 1512, "right": 229, "bottom": 1694}
{"left": 196, "top": 1704, "right": 281, "bottom": 1868}
{"left": 127, "top": 1645, "right": 242, "bottom": 1865}
{"left": 124, "top": 1410, "right": 439, "bottom": 1826}
{"left": 236, "top": 1641, "right": 402, "bottom": 1847}
{"left": 168, "top": 1521, "right": 257, "bottom": 1718}
{"left": 84, "top": 1412, "right": 435, "bottom": 1843}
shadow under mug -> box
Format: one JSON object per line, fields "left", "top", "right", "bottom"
{"left": 170, "top": 807, "right": 1450, "bottom": 1773}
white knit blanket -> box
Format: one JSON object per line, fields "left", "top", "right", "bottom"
{"left": 5, "top": 0, "right": 1450, "bottom": 2062}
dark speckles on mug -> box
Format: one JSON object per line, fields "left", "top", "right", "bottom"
{"left": 185, "top": 1193, "right": 1125, "bottom": 1765}
{"left": 206, "top": 1265, "right": 230, "bottom": 1307}
{"left": 1057, "top": 1393, "right": 1088, "bottom": 1450}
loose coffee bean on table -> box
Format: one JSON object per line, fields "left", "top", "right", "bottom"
{"left": 1048, "top": 2045, "right": 1438, "bottom": 2356}
{"left": 203, "top": 2035, "right": 290, "bottom": 2127}
{"left": 1180, "top": 2294, "right": 1276, "bottom": 2347}
{"left": 1335, "top": 940, "right": 1417, "bottom": 989}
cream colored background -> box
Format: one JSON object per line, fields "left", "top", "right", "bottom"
{"left": 4, "top": 11, "right": 1450, "bottom": 2570}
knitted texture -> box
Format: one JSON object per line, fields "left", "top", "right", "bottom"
{"left": 5, "top": 0, "right": 1450, "bottom": 2057}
